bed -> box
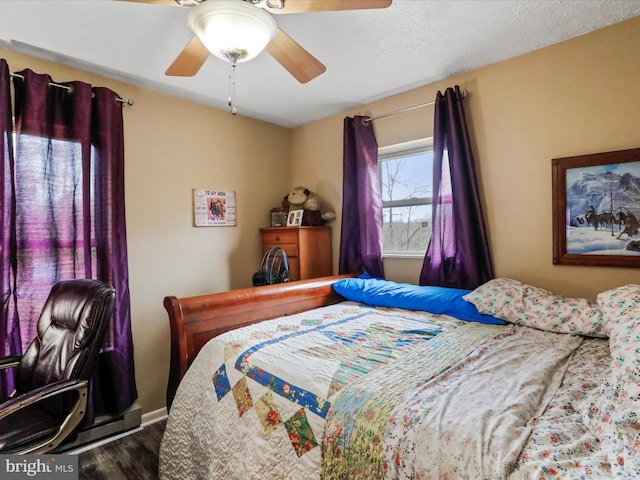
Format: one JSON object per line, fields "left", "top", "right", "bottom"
{"left": 159, "top": 275, "right": 640, "bottom": 479}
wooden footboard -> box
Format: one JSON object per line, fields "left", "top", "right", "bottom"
{"left": 163, "top": 274, "right": 352, "bottom": 408}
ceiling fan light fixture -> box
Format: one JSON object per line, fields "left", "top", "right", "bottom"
{"left": 188, "top": 0, "right": 277, "bottom": 64}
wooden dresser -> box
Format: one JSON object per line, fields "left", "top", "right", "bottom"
{"left": 259, "top": 226, "right": 332, "bottom": 282}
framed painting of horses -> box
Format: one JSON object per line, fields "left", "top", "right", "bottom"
{"left": 552, "top": 147, "right": 640, "bottom": 267}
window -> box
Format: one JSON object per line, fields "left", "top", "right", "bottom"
{"left": 379, "top": 138, "right": 434, "bottom": 256}
{"left": 12, "top": 134, "right": 117, "bottom": 351}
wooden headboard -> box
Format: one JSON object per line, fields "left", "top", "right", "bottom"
{"left": 163, "top": 274, "right": 352, "bottom": 408}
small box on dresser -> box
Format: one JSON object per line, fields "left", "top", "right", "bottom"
{"left": 259, "top": 226, "right": 332, "bottom": 282}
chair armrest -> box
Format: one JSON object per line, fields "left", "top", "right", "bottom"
{"left": 0, "top": 379, "right": 88, "bottom": 421}
{"left": 0, "top": 379, "right": 90, "bottom": 454}
{"left": 0, "top": 356, "right": 21, "bottom": 371}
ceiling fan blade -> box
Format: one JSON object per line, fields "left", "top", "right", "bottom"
{"left": 266, "top": 0, "right": 391, "bottom": 14}
{"left": 165, "top": 36, "right": 210, "bottom": 76}
{"left": 266, "top": 29, "right": 326, "bottom": 83}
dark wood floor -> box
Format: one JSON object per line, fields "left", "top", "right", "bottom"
{"left": 78, "top": 419, "right": 166, "bottom": 480}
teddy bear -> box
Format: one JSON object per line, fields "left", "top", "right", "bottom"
{"left": 286, "top": 186, "right": 335, "bottom": 223}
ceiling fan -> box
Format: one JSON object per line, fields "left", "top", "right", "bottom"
{"left": 120, "top": 0, "right": 392, "bottom": 84}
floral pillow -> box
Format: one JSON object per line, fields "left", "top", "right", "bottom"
{"left": 462, "top": 278, "right": 606, "bottom": 337}
{"left": 578, "top": 284, "right": 640, "bottom": 476}
{"left": 595, "top": 285, "right": 640, "bottom": 419}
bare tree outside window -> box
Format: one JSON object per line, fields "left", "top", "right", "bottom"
{"left": 379, "top": 139, "right": 434, "bottom": 255}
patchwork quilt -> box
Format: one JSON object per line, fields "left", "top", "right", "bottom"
{"left": 159, "top": 302, "right": 614, "bottom": 479}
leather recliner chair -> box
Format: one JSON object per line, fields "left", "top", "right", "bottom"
{"left": 0, "top": 279, "right": 115, "bottom": 454}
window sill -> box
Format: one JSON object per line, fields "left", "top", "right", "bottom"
{"left": 382, "top": 252, "right": 425, "bottom": 259}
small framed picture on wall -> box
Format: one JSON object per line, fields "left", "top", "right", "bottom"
{"left": 192, "top": 188, "right": 237, "bottom": 227}
{"left": 286, "top": 209, "right": 303, "bottom": 226}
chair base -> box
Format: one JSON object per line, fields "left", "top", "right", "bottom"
{"left": 57, "top": 403, "right": 142, "bottom": 453}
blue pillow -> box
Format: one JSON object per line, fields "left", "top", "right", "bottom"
{"left": 332, "top": 278, "right": 506, "bottom": 325}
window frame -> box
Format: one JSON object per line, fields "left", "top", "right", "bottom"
{"left": 378, "top": 137, "right": 434, "bottom": 258}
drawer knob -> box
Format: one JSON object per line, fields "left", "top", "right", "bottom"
{"left": 275, "top": 236, "right": 280, "bottom": 241}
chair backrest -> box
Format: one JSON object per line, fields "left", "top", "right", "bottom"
{"left": 14, "top": 279, "right": 116, "bottom": 395}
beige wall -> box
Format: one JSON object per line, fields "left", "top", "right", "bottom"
{"left": 3, "top": 15, "right": 640, "bottom": 415}
{"left": 1, "top": 49, "right": 292, "bottom": 414}
{"left": 292, "top": 16, "right": 640, "bottom": 299}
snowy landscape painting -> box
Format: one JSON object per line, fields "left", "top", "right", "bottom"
{"left": 553, "top": 148, "right": 640, "bottom": 267}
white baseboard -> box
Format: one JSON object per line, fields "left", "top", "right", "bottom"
{"left": 141, "top": 407, "right": 168, "bottom": 427}
{"left": 67, "top": 426, "right": 143, "bottom": 455}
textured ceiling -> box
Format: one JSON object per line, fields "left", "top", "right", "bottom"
{"left": 0, "top": 0, "right": 638, "bottom": 128}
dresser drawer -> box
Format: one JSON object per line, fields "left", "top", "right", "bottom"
{"left": 261, "top": 229, "right": 298, "bottom": 245}
{"left": 263, "top": 242, "right": 298, "bottom": 258}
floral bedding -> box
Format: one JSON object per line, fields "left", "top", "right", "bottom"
{"left": 158, "top": 301, "right": 620, "bottom": 480}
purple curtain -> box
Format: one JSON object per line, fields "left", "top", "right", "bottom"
{"left": 0, "top": 60, "right": 19, "bottom": 395}
{"left": 0, "top": 66, "right": 137, "bottom": 416}
{"left": 339, "top": 116, "right": 385, "bottom": 278}
{"left": 419, "top": 86, "right": 494, "bottom": 289}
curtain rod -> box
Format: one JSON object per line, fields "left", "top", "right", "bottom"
{"left": 363, "top": 90, "right": 467, "bottom": 125}
{"left": 9, "top": 72, "right": 134, "bottom": 106}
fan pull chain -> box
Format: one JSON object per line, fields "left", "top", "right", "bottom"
{"left": 228, "top": 63, "right": 238, "bottom": 116}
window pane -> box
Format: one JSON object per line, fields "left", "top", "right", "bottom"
{"left": 382, "top": 205, "right": 432, "bottom": 252}
{"left": 380, "top": 151, "right": 432, "bottom": 203}
{"left": 379, "top": 142, "right": 433, "bottom": 254}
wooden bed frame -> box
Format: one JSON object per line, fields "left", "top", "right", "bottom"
{"left": 163, "top": 274, "right": 352, "bottom": 407}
